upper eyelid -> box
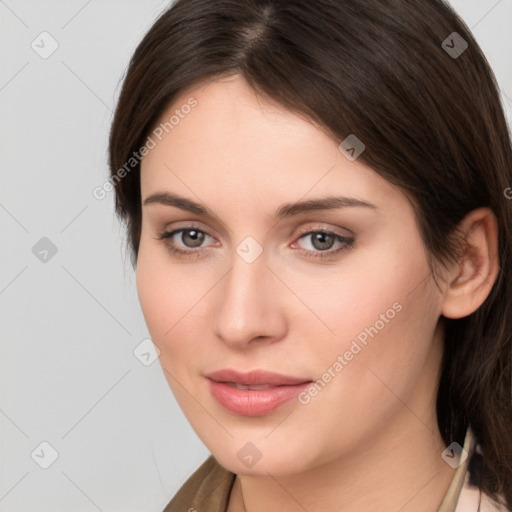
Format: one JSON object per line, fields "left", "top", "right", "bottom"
{"left": 163, "top": 220, "right": 350, "bottom": 235}
{"left": 294, "top": 224, "right": 352, "bottom": 238}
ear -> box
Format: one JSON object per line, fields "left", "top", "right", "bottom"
{"left": 441, "top": 207, "right": 499, "bottom": 319}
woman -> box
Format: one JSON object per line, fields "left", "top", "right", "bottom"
{"left": 108, "top": 1, "right": 512, "bottom": 510}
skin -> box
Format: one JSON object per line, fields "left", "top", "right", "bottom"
{"left": 136, "top": 75, "right": 499, "bottom": 512}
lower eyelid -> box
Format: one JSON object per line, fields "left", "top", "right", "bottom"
{"left": 159, "top": 228, "right": 353, "bottom": 256}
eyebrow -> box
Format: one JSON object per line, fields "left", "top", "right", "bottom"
{"left": 142, "top": 192, "right": 377, "bottom": 221}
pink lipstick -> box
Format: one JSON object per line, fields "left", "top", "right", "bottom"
{"left": 205, "top": 369, "right": 312, "bottom": 416}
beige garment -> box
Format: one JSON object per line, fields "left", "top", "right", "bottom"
{"left": 162, "top": 427, "right": 509, "bottom": 512}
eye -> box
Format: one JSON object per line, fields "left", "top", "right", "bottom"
{"left": 155, "top": 225, "right": 354, "bottom": 261}
{"left": 156, "top": 225, "right": 216, "bottom": 258}
{"left": 292, "top": 229, "right": 354, "bottom": 260}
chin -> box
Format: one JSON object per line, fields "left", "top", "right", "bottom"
{"left": 206, "top": 436, "right": 320, "bottom": 477}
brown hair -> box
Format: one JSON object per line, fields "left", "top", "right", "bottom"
{"left": 108, "top": 0, "right": 512, "bottom": 506}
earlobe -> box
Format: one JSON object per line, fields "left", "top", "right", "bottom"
{"left": 441, "top": 207, "right": 499, "bottom": 319}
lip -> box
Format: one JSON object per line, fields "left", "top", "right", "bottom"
{"left": 205, "top": 369, "right": 313, "bottom": 416}
{"left": 205, "top": 368, "right": 311, "bottom": 386}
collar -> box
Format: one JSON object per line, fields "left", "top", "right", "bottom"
{"left": 437, "top": 426, "right": 476, "bottom": 512}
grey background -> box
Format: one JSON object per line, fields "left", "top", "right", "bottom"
{"left": 0, "top": 1, "right": 511, "bottom": 511}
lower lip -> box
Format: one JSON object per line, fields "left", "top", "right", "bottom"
{"left": 207, "top": 379, "right": 312, "bottom": 416}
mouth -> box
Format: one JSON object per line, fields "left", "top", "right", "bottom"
{"left": 222, "top": 383, "right": 276, "bottom": 390}
{"left": 205, "top": 368, "right": 313, "bottom": 416}
{"left": 205, "top": 368, "right": 312, "bottom": 386}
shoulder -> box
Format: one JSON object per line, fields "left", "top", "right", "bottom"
{"left": 456, "top": 470, "right": 510, "bottom": 512}
{"left": 162, "top": 455, "right": 236, "bottom": 512}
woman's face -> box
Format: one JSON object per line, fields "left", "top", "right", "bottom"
{"left": 137, "top": 74, "right": 446, "bottom": 475}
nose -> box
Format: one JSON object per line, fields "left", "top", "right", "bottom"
{"left": 210, "top": 249, "right": 288, "bottom": 349}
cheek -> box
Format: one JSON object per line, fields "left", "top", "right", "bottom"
{"left": 136, "top": 243, "right": 189, "bottom": 349}
{"left": 286, "top": 231, "right": 431, "bottom": 348}
{"left": 135, "top": 239, "right": 219, "bottom": 370}
{"left": 294, "top": 234, "right": 440, "bottom": 396}
{"left": 312, "top": 267, "right": 441, "bottom": 437}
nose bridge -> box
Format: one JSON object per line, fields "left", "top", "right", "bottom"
{"left": 211, "top": 242, "right": 286, "bottom": 346}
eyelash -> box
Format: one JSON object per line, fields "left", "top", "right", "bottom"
{"left": 155, "top": 225, "right": 354, "bottom": 261}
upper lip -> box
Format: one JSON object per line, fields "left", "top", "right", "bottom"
{"left": 205, "top": 369, "right": 312, "bottom": 386}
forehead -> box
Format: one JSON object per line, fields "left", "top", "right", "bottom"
{"left": 140, "top": 75, "right": 405, "bottom": 218}
{"left": 148, "top": 75, "right": 336, "bottom": 164}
